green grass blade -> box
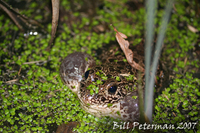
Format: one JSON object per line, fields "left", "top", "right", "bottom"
{"left": 144, "top": 0, "right": 156, "bottom": 119}
{"left": 145, "top": 0, "right": 174, "bottom": 123}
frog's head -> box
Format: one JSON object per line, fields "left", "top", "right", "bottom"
{"left": 60, "top": 52, "right": 141, "bottom": 122}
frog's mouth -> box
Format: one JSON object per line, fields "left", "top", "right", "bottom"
{"left": 78, "top": 92, "right": 122, "bottom": 120}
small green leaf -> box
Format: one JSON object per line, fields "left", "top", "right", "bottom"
{"left": 132, "top": 96, "right": 137, "bottom": 99}
{"left": 107, "top": 103, "right": 113, "bottom": 107}
{"left": 116, "top": 76, "right": 120, "bottom": 81}
{"left": 116, "top": 111, "right": 120, "bottom": 116}
{"left": 96, "top": 80, "right": 102, "bottom": 85}
{"left": 101, "top": 76, "right": 108, "bottom": 80}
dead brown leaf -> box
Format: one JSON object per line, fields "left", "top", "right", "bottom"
{"left": 112, "top": 24, "right": 144, "bottom": 72}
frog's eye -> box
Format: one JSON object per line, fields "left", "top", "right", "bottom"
{"left": 106, "top": 82, "right": 118, "bottom": 95}
{"left": 85, "top": 70, "right": 90, "bottom": 80}
{"left": 108, "top": 86, "right": 117, "bottom": 94}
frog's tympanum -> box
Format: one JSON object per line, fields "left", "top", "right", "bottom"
{"left": 60, "top": 46, "right": 146, "bottom": 122}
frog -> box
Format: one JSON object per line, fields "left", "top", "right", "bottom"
{"left": 60, "top": 44, "right": 148, "bottom": 122}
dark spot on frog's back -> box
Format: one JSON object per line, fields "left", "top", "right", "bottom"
{"left": 108, "top": 67, "right": 115, "bottom": 72}
{"left": 123, "top": 115, "right": 127, "bottom": 118}
{"left": 108, "top": 58, "right": 115, "bottom": 62}
{"left": 81, "top": 83, "right": 85, "bottom": 87}
{"left": 95, "top": 66, "right": 102, "bottom": 70}
{"left": 70, "top": 85, "right": 74, "bottom": 89}
{"left": 106, "top": 74, "right": 112, "bottom": 78}
{"left": 118, "top": 61, "right": 125, "bottom": 65}
{"left": 89, "top": 69, "right": 94, "bottom": 74}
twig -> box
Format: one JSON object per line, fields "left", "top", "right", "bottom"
{"left": 0, "top": 0, "right": 46, "bottom": 33}
{"left": 23, "top": 60, "right": 48, "bottom": 65}
{"left": 5, "top": 79, "right": 18, "bottom": 83}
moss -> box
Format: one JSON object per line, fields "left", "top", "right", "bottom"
{"left": 154, "top": 73, "right": 200, "bottom": 132}
{"left": 126, "top": 74, "right": 135, "bottom": 81}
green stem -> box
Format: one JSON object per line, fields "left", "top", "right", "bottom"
{"left": 145, "top": 0, "right": 174, "bottom": 123}
{"left": 144, "top": 0, "right": 156, "bottom": 122}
